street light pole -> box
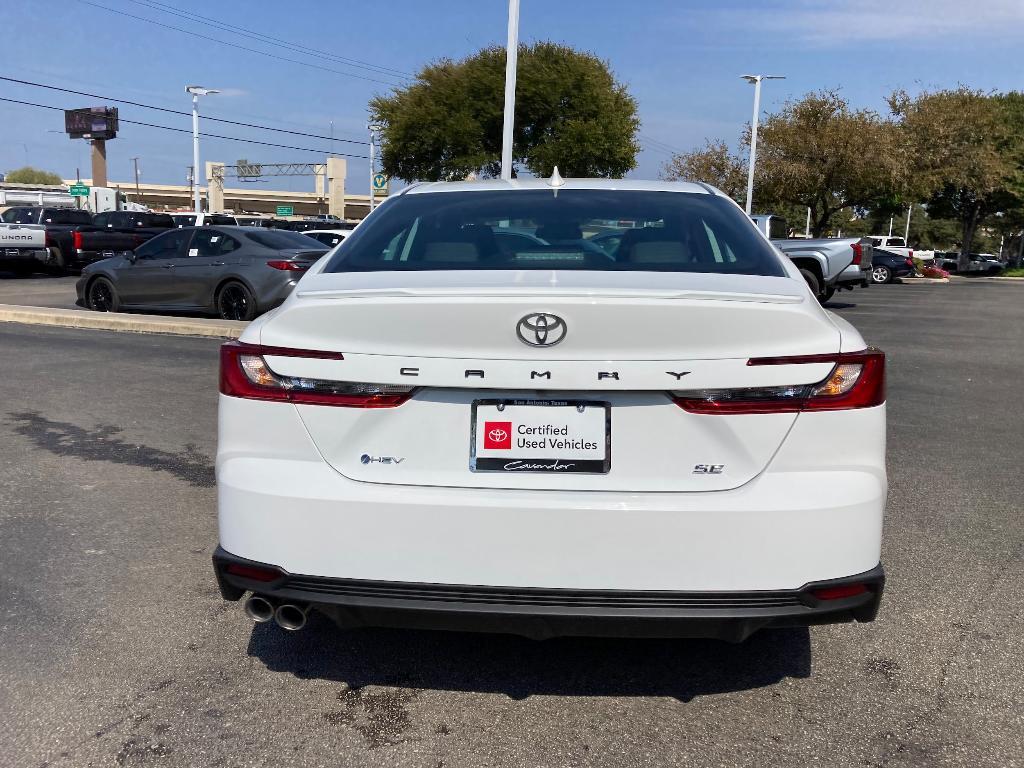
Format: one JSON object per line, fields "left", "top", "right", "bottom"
{"left": 500, "top": 0, "right": 520, "bottom": 180}
{"left": 741, "top": 74, "right": 784, "bottom": 215}
{"left": 131, "top": 157, "right": 142, "bottom": 201}
{"left": 186, "top": 86, "right": 220, "bottom": 214}
{"left": 367, "top": 123, "right": 382, "bottom": 212}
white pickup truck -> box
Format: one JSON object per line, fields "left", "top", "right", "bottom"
{"left": 869, "top": 235, "right": 913, "bottom": 260}
{"left": 0, "top": 223, "right": 48, "bottom": 274}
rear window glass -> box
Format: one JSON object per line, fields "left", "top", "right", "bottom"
{"left": 245, "top": 230, "right": 324, "bottom": 249}
{"left": 172, "top": 215, "right": 196, "bottom": 227}
{"left": 325, "top": 190, "right": 786, "bottom": 276}
{"left": 1, "top": 208, "right": 37, "bottom": 223}
{"left": 129, "top": 213, "right": 174, "bottom": 228}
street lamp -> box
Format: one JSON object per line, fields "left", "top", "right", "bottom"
{"left": 500, "top": 0, "right": 520, "bottom": 180}
{"left": 367, "top": 123, "right": 383, "bottom": 211}
{"left": 741, "top": 74, "right": 784, "bottom": 215}
{"left": 186, "top": 85, "right": 220, "bottom": 214}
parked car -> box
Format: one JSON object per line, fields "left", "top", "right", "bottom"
{"left": 750, "top": 215, "right": 872, "bottom": 302}
{"left": 170, "top": 212, "right": 239, "bottom": 228}
{"left": 868, "top": 236, "right": 913, "bottom": 262}
{"left": 965, "top": 253, "right": 1004, "bottom": 275}
{"left": 0, "top": 221, "right": 48, "bottom": 274}
{"left": 76, "top": 226, "right": 328, "bottom": 320}
{"left": 302, "top": 229, "right": 351, "bottom": 249}
{"left": 213, "top": 178, "right": 887, "bottom": 642}
{"left": 80, "top": 210, "right": 176, "bottom": 263}
{"left": 0, "top": 205, "right": 95, "bottom": 273}
{"left": 871, "top": 250, "right": 915, "bottom": 283}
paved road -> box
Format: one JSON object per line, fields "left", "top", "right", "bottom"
{"left": 0, "top": 273, "right": 81, "bottom": 309}
{"left": 1, "top": 282, "right": 1022, "bottom": 768}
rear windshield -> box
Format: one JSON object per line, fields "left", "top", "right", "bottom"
{"left": 1, "top": 208, "right": 37, "bottom": 223}
{"left": 172, "top": 215, "right": 196, "bottom": 227}
{"left": 245, "top": 230, "right": 324, "bottom": 249}
{"left": 325, "top": 190, "right": 786, "bottom": 275}
{"left": 129, "top": 213, "right": 175, "bottom": 228}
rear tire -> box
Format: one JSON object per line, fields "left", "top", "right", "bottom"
{"left": 820, "top": 286, "right": 836, "bottom": 304}
{"left": 798, "top": 268, "right": 823, "bottom": 300}
{"left": 216, "top": 281, "right": 257, "bottom": 321}
{"left": 871, "top": 265, "right": 892, "bottom": 284}
{"left": 86, "top": 277, "right": 120, "bottom": 312}
{"left": 45, "top": 248, "right": 68, "bottom": 276}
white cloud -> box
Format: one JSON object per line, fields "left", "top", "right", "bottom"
{"left": 775, "top": 0, "right": 1024, "bottom": 43}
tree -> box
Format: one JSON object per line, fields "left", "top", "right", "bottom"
{"left": 660, "top": 140, "right": 746, "bottom": 200}
{"left": 753, "top": 90, "right": 910, "bottom": 237}
{"left": 889, "top": 87, "right": 1022, "bottom": 270}
{"left": 5, "top": 166, "right": 64, "bottom": 185}
{"left": 369, "top": 42, "right": 640, "bottom": 181}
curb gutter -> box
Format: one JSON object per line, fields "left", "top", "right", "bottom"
{"left": 0, "top": 304, "right": 246, "bottom": 338}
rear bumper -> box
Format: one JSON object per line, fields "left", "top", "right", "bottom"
{"left": 214, "top": 546, "right": 884, "bottom": 641}
{"left": 0, "top": 247, "right": 48, "bottom": 267}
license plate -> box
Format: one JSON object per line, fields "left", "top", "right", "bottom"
{"left": 470, "top": 399, "right": 610, "bottom": 474}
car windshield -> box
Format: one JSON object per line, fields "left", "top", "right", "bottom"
{"left": 245, "top": 230, "right": 324, "bottom": 249}
{"left": 325, "top": 190, "right": 786, "bottom": 275}
{"left": 172, "top": 215, "right": 196, "bottom": 227}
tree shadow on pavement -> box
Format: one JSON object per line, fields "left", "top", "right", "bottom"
{"left": 246, "top": 617, "right": 810, "bottom": 701}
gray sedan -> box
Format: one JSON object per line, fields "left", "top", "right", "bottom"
{"left": 76, "top": 227, "right": 328, "bottom": 320}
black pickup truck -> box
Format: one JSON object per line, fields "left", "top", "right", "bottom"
{"left": 0, "top": 207, "right": 174, "bottom": 273}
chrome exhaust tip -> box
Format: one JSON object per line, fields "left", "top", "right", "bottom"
{"left": 274, "top": 603, "right": 308, "bottom": 631}
{"left": 244, "top": 595, "right": 276, "bottom": 623}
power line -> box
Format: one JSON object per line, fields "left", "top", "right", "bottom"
{"left": 639, "top": 133, "right": 685, "bottom": 155}
{"left": 0, "top": 96, "right": 368, "bottom": 159}
{"left": 73, "top": 0, "right": 406, "bottom": 88}
{"left": 124, "top": 0, "right": 414, "bottom": 80}
{"left": 0, "top": 76, "right": 369, "bottom": 145}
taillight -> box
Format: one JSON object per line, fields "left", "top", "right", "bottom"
{"left": 850, "top": 242, "right": 863, "bottom": 265}
{"left": 219, "top": 341, "right": 413, "bottom": 407}
{"left": 908, "top": 249, "right": 913, "bottom": 259}
{"left": 906, "top": 257, "right": 914, "bottom": 267}
{"left": 72, "top": 231, "right": 83, "bottom": 250}
{"left": 266, "top": 260, "right": 309, "bottom": 271}
{"left": 225, "top": 563, "right": 282, "bottom": 582}
{"left": 672, "top": 349, "right": 885, "bottom": 414}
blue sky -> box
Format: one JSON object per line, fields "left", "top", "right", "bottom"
{"left": 2, "top": 0, "right": 1022, "bottom": 193}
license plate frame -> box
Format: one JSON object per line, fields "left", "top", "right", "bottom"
{"left": 469, "top": 399, "right": 611, "bottom": 474}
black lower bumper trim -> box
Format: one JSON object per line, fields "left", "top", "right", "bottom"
{"left": 213, "top": 546, "right": 884, "bottom": 641}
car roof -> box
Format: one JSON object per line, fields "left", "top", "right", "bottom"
{"left": 400, "top": 178, "right": 715, "bottom": 196}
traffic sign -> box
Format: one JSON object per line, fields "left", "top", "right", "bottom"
{"left": 275, "top": 205, "right": 294, "bottom": 216}
{"left": 69, "top": 184, "right": 90, "bottom": 197}
{"left": 372, "top": 173, "right": 389, "bottom": 196}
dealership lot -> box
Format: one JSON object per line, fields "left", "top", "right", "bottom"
{"left": 1, "top": 282, "right": 1022, "bottom": 767}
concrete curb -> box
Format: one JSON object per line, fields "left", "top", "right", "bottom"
{"left": 0, "top": 304, "right": 246, "bottom": 338}
{"left": 899, "top": 278, "right": 950, "bottom": 284}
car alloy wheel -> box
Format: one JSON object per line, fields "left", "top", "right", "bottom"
{"left": 88, "top": 279, "right": 117, "bottom": 312}
{"left": 217, "top": 282, "right": 255, "bottom": 321}
{"left": 871, "top": 266, "right": 891, "bottom": 284}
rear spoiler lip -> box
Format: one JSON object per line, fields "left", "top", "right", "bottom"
{"left": 295, "top": 287, "right": 806, "bottom": 304}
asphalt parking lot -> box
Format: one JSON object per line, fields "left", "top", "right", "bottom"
{"left": 1, "top": 281, "right": 1022, "bottom": 767}
{"left": 0, "top": 273, "right": 81, "bottom": 310}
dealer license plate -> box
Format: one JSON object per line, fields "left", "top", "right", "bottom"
{"left": 470, "top": 399, "right": 610, "bottom": 474}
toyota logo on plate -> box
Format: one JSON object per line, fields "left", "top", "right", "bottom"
{"left": 516, "top": 313, "right": 567, "bottom": 347}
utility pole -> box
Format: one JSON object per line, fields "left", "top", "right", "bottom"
{"left": 500, "top": 0, "right": 520, "bottom": 180}
{"left": 741, "top": 74, "right": 785, "bottom": 215}
{"left": 904, "top": 205, "right": 912, "bottom": 243}
{"left": 805, "top": 207, "right": 811, "bottom": 238}
{"left": 367, "top": 124, "right": 376, "bottom": 212}
{"left": 131, "top": 157, "right": 142, "bottom": 201}
{"left": 186, "top": 86, "right": 219, "bottom": 214}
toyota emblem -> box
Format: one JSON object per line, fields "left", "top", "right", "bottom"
{"left": 488, "top": 427, "right": 508, "bottom": 443}
{"left": 516, "top": 313, "right": 567, "bottom": 347}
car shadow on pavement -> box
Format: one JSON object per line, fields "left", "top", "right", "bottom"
{"left": 246, "top": 618, "right": 810, "bottom": 701}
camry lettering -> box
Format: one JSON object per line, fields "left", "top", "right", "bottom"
{"left": 666, "top": 371, "right": 691, "bottom": 380}
{"left": 531, "top": 371, "right": 552, "bottom": 380}
{"left": 464, "top": 369, "right": 485, "bottom": 379}
{"left": 399, "top": 367, "right": 419, "bottom": 376}
{"left": 597, "top": 372, "right": 619, "bottom": 380}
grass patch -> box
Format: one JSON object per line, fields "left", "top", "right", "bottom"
{"left": 1001, "top": 268, "right": 1024, "bottom": 277}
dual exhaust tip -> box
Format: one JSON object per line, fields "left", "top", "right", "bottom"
{"left": 244, "top": 595, "right": 308, "bottom": 631}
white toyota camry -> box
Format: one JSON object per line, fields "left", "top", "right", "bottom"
{"left": 213, "top": 178, "right": 886, "bottom": 641}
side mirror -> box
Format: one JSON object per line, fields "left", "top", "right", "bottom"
{"left": 125, "top": 252, "right": 138, "bottom": 264}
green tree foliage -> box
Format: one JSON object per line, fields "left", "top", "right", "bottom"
{"left": 369, "top": 42, "right": 640, "bottom": 181}
{"left": 889, "top": 87, "right": 1022, "bottom": 268}
{"left": 660, "top": 140, "right": 747, "bottom": 201}
{"left": 753, "top": 91, "right": 910, "bottom": 237}
{"left": 5, "top": 166, "right": 64, "bottom": 185}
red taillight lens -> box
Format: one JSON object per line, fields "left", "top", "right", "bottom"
{"left": 225, "top": 563, "right": 282, "bottom": 582}
{"left": 72, "top": 231, "right": 83, "bottom": 250}
{"left": 219, "top": 341, "right": 413, "bottom": 407}
{"left": 672, "top": 350, "right": 885, "bottom": 414}
{"left": 811, "top": 583, "right": 868, "bottom": 600}
{"left": 906, "top": 257, "right": 914, "bottom": 267}
{"left": 850, "top": 242, "right": 863, "bottom": 265}
{"left": 908, "top": 249, "right": 913, "bottom": 259}
{"left": 266, "top": 260, "right": 309, "bottom": 271}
